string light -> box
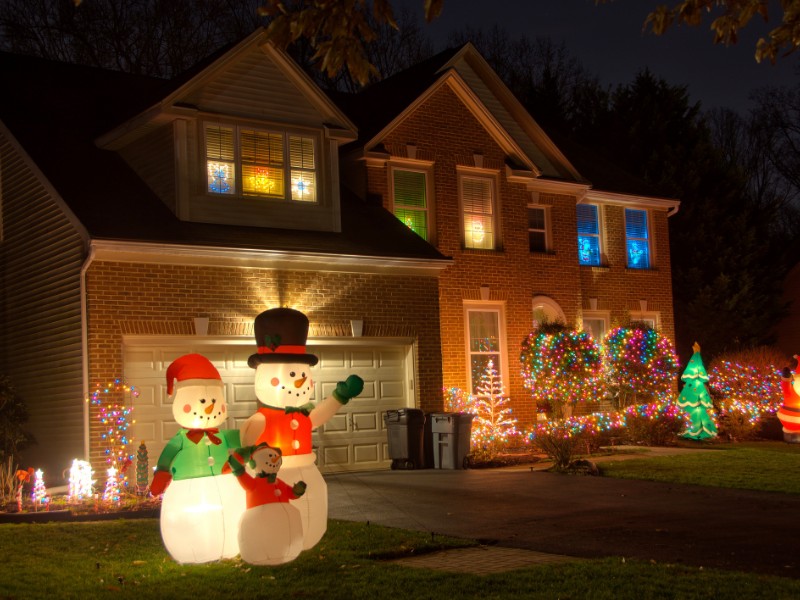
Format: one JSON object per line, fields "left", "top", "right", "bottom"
{"left": 67, "top": 459, "right": 94, "bottom": 501}
{"left": 89, "top": 378, "right": 138, "bottom": 490}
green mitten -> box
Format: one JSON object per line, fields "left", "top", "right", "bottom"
{"left": 331, "top": 375, "right": 364, "bottom": 405}
{"left": 292, "top": 481, "right": 307, "bottom": 498}
{"left": 226, "top": 454, "right": 245, "bottom": 477}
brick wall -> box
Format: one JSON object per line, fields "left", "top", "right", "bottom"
{"left": 360, "top": 83, "right": 677, "bottom": 429}
{"left": 85, "top": 261, "right": 442, "bottom": 468}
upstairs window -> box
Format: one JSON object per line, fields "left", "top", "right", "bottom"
{"left": 204, "top": 123, "right": 317, "bottom": 202}
{"left": 392, "top": 169, "right": 429, "bottom": 240}
{"left": 625, "top": 208, "right": 650, "bottom": 269}
{"left": 461, "top": 175, "right": 496, "bottom": 250}
{"left": 576, "top": 204, "right": 601, "bottom": 266}
{"left": 528, "top": 206, "right": 548, "bottom": 253}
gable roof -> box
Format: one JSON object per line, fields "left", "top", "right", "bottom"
{"left": 0, "top": 50, "right": 448, "bottom": 269}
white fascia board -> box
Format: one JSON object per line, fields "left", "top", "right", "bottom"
{"left": 583, "top": 189, "right": 681, "bottom": 215}
{"left": 90, "top": 239, "right": 450, "bottom": 276}
{"left": 526, "top": 176, "right": 590, "bottom": 198}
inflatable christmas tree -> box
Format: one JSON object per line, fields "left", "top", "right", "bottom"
{"left": 677, "top": 342, "right": 717, "bottom": 440}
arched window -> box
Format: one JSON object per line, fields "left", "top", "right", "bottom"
{"left": 532, "top": 296, "right": 565, "bottom": 327}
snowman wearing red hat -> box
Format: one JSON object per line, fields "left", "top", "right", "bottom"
{"left": 150, "top": 353, "right": 245, "bottom": 563}
{"left": 778, "top": 355, "right": 800, "bottom": 443}
{"left": 241, "top": 308, "right": 363, "bottom": 550}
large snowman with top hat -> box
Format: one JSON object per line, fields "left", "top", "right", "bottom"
{"left": 150, "top": 353, "right": 245, "bottom": 564}
{"left": 241, "top": 308, "right": 363, "bottom": 550}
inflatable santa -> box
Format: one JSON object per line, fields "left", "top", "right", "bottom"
{"left": 778, "top": 355, "right": 800, "bottom": 443}
{"left": 240, "top": 308, "right": 363, "bottom": 550}
{"left": 150, "top": 354, "right": 245, "bottom": 563}
{"left": 228, "top": 443, "right": 306, "bottom": 565}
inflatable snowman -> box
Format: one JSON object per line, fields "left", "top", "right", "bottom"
{"left": 150, "top": 354, "right": 245, "bottom": 564}
{"left": 228, "top": 443, "right": 306, "bottom": 565}
{"left": 778, "top": 355, "right": 800, "bottom": 443}
{"left": 241, "top": 308, "right": 363, "bottom": 550}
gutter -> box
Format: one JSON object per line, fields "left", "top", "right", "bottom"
{"left": 80, "top": 245, "right": 96, "bottom": 461}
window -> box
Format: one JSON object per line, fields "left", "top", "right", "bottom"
{"left": 392, "top": 169, "right": 429, "bottom": 240}
{"left": 204, "top": 123, "right": 317, "bottom": 202}
{"left": 625, "top": 208, "right": 650, "bottom": 269}
{"left": 582, "top": 314, "right": 609, "bottom": 343}
{"left": 528, "top": 206, "right": 548, "bottom": 252}
{"left": 461, "top": 175, "right": 496, "bottom": 250}
{"left": 465, "top": 305, "right": 506, "bottom": 395}
{"left": 576, "top": 204, "right": 601, "bottom": 265}
{"left": 532, "top": 296, "right": 565, "bottom": 327}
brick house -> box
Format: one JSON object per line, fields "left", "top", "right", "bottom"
{"left": 1, "top": 34, "right": 679, "bottom": 484}
{"left": 0, "top": 31, "right": 450, "bottom": 483}
{"left": 337, "top": 44, "right": 680, "bottom": 424}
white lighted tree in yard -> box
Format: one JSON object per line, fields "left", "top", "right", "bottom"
{"left": 470, "top": 359, "right": 519, "bottom": 457}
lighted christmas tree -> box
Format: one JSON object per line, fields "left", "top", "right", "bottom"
{"left": 30, "top": 469, "right": 47, "bottom": 509}
{"left": 603, "top": 323, "right": 679, "bottom": 409}
{"left": 136, "top": 441, "right": 149, "bottom": 495}
{"left": 470, "top": 359, "right": 519, "bottom": 457}
{"left": 103, "top": 466, "right": 121, "bottom": 504}
{"left": 677, "top": 342, "right": 717, "bottom": 440}
{"left": 89, "top": 378, "right": 138, "bottom": 491}
{"left": 521, "top": 322, "right": 604, "bottom": 418}
{"left": 67, "top": 459, "right": 94, "bottom": 502}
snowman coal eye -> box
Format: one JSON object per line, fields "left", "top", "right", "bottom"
{"left": 302, "top": 372, "right": 306, "bottom": 378}
{"left": 289, "top": 371, "right": 296, "bottom": 377}
{"left": 200, "top": 398, "right": 206, "bottom": 404}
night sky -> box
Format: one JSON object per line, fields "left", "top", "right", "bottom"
{"left": 398, "top": 0, "right": 797, "bottom": 114}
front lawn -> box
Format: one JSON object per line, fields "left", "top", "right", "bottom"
{"left": 1, "top": 519, "right": 799, "bottom": 599}
{"left": 600, "top": 441, "right": 800, "bottom": 494}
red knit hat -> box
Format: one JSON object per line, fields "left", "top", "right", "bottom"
{"left": 166, "top": 354, "right": 221, "bottom": 396}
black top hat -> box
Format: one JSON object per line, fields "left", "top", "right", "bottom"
{"left": 248, "top": 308, "right": 319, "bottom": 368}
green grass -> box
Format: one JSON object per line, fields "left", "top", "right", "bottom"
{"left": 1, "top": 519, "right": 800, "bottom": 599}
{"left": 600, "top": 441, "right": 800, "bottom": 493}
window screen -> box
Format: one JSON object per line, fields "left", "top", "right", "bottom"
{"left": 577, "top": 204, "right": 600, "bottom": 265}
{"left": 625, "top": 208, "right": 650, "bottom": 269}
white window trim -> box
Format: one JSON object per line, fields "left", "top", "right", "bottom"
{"left": 629, "top": 311, "right": 660, "bottom": 329}
{"left": 532, "top": 295, "right": 566, "bottom": 327}
{"left": 388, "top": 161, "right": 435, "bottom": 243}
{"left": 463, "top": 301, "right": 509, "bottom": 397}
{"left": 576, "top": 202, "right": 606, "bottom": 266}
{"left": 457, "top": 167, "right": 500, "bottom": 251}
{"left": 624, "top": 207, "right": 653, "bottom": 269}
{"left": 202, "top": 121, "right": 320, "bottom": 203}
{"left": 527, "top": 203, "right": 552, "bottom": 253}
{"left": 581, "top": 311, "right": 611, "bottom": 343}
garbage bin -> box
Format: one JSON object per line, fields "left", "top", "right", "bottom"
{"left": 383, "top": 408, "right": 425, "bottom": 469}
{"left": 430, "top": 412, "right": 475, "bottom": 469}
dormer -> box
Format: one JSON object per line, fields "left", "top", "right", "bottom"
{"left": 96, "top": 29, "right": 357, "bottom": 233}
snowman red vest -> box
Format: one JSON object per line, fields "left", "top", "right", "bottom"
{"left": 240, "top": 308, "right": 363, "bottom": 550}
{"left": 152, "top": 353, "right": 245, "bottom": 564}
{"left": 778, "top": 355, "right": 800, "bottom": 442}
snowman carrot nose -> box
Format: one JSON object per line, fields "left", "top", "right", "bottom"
{"left": 204, "top": 402, "right": 215, "bottom": 415}
{"left": 294, "top": 376, "right": 307, "bottom": 389}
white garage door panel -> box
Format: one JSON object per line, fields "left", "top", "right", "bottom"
{"left": 125, "top": 341, "right": 412, "bottom": 474}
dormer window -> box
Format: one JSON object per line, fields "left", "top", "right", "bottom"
{"left": 204, "top": 123, "right": 317, "bottom": 202}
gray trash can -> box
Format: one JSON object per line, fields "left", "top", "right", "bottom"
{"left": 430, "top": 412, "right": 475, "bottom": 469}
{"left": 383, "top": 408, "right": 425, "bottom": 469}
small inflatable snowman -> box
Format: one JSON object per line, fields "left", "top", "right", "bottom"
{"left": 150, "top": 354, "right": 245, "bottom": 564}
{"left": 778, "top": 355, "right": 800, "bottom": 443}
{"left": 241, "top": 308, "right": 363, "bottom": 550}
{"left": 228, "top": 443, "right": 306, "bottom": 565}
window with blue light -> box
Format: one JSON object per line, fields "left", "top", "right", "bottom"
{"left": 576, "top": 204, "right": 600, "bottom": 266}
{"left": 625, "top": 208, "right": 650, "bottom": 269}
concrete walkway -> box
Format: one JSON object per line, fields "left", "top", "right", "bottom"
{"left": 327, "top": 447, "right": 800, "bottom": 578}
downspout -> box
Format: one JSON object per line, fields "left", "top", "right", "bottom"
{"left": 80, "top": 243, "right": 96, "bottom": 460}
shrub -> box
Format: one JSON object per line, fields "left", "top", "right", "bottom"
{"left": 622, "top": 402, "right": 687, "bottom": 446}
{"left": 0, "top": 376, "right": 35, "bottom": 466}
{"left": 708, "top": 346, "right": 788, "bottom": 417}
{"left": 602, "top": 323, "right": 680, "bottom": 409}
{"left": 528, "top": 422, "right": 587, "bottom": 471}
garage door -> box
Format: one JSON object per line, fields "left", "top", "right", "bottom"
{"left": 124, "top": 339, "right": 414, "bottom": 473}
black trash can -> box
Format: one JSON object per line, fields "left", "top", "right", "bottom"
{"left": 430, "top": 412, "right": 475, "bottom": 469}
{"left": 383, "top": 408, "right": 425, "bottom": 469}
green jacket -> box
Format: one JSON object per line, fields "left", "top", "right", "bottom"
{"left": 155, "top": 428, "right": 240, "bottom": 481}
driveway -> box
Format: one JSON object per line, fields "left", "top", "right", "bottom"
{"left": 327, "top": 462, "right": 800, "bottom": 579}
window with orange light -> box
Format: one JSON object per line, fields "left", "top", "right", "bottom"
{"left": 204, "top": 123, "right": 317, "bottom": 203}
{"left": 461, "top": 175, "right": 496, "bottom": 250}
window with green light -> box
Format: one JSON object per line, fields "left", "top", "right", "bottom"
{"left": 392, "top": 169, "right": 428, "bottom": 240}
